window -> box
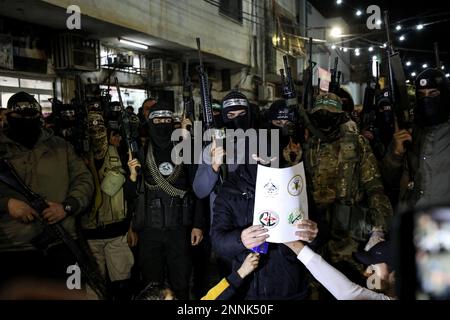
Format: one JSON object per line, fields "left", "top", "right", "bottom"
{"left": 100, "top": 45, "right": 144, "bottom": 74}
{"left": 100, "top": 86, "right": 147, "bottom": 113}
{"left": 0, "top": 76, "right": 19, "bottom": 87}
{"left": 0, "top": 75, "right": 54, "bottom": 113}
{"left": 20, "top": 79, "right": 53, "bottom": 90}
{"left": 219, "top": 0, "right": 243, "bottom": 23}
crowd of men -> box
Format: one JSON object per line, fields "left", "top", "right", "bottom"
{"left": 0, "top": 65, "right": 449, "bottom": 300}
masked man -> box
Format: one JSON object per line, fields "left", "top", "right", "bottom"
{"left": 267, "top": 99, "right": 303, "bottom": 167}
{"left": 362, "top": 89, "right": 396, "bottom": 161}
{"left": 304, "top": 93, "right": 393, "bottom": 280}
{"left": 193, "top": 91, "right": 252, "bottom": 219}
{"left": 383, "top": 68, "right": 450, "bottom": 211}
{"left": 0, "top": 92, "right": 94, "bottom": 290}
{"left": 133, "top": 101, "right": 204, "bottom": 300}
{"left": 81, "top": 111, "right": 138, "bottom": 300}
{"left": 191, "top": 92, "right": 252, "bottom": 294}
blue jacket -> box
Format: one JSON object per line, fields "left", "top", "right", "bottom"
{"left": 211, "top": 164, "right": 310, "bottom": 300}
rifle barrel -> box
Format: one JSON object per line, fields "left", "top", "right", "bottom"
{"left": 434, "top": 42, "right": 441, "bottom": 68}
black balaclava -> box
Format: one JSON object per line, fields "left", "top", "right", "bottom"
{"left": 221, "top": 91, "right": 251, "bottom": 130}
{"left": 52, "top": 100, "right": 77, "bottom": 140}
{"left": 267, "top": 99, "right": 298, "bottom": 139}
{"left": 337, "top": 88, "right": 355, "bottom": 114}
{"left": 375, "top": 89, "right": 395, "bottom": 147}
{"left": 6, "top": 91, "right": 42, "bottom": 149}
{"left": 309, "top": 93, "right": 349, "bottom": 141}
{"left": 105, "top": 101, "right": 122, "bottom": 130}
{"left": 148, "top": 101, "right": 174, "bottom": 152}
{"left": 267, "top": 99, "right": 301, "bottom": 165}
{"left": 415, "top": 68, "right": 450, "bottom": 127}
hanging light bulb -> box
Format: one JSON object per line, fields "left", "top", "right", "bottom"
{"left": 399, "top": 35, "right": 406, "bottom": 41}
{"left": 411, "top": 72, "right": 417, "bottom": 77}
{"left": 422, "top": 63, "right": 428, "bottom": 69}
{"left": 356, "top": 10, "right": 362, "bottom": 16}
{"left": 396, "top": 25, "right": 402, "bottom": 31}
{"left": 343, "top": 48, "right": 348, "bottom": 52}
{"left": 336, "top": 0, "right": 342, "bottom": 4}
{"left": 416, "top": 24, "right": 424, "bottom": 30}
{"left": 406, "top": 61, "right": 412, "bottom": 66}
{"left": 368, "top": 47, "right": 374, "bottom": 52}
{"left": 331, "top": 44, "right": 337, "bottom": 50}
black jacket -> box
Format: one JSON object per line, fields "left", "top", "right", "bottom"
{"left": 212, "top": 164, "right": 311, "bottom": 300}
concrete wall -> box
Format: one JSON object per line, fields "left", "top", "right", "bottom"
{"left": 43, "top": 0, "right": 254, "bottom": 66}
{"left": 276, "top": 0, "right": 297, "bottom": 14}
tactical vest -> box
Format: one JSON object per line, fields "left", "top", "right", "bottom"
{"left": 82, "top": 145, "right": 127, "bottom": 230}
{"left": 306, "top": 130, "right": 371, "bottom": 241}
{"left": 307, "top": 132, "right": 362, "bottom": 204}
{"left": 132, "top": 144, "right": 194, "bottom": 231}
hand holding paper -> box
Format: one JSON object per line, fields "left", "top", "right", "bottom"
{"left": 294, "top": 219, "right": 318, "bottom": 243}
{"left": 252, "top": 162, "right": 309, "bottom": 243}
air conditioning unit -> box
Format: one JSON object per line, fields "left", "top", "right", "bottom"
{"left": 150, "top": 59, "right": 181, "bottom": 85}
{"left": 258, "top": 84, "right": 275, "bottom": 102}
{"left": 53, "top": 33, "right": 100, "bottom": 71}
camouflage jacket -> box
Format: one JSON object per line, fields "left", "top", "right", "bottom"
{"left": 0, "top": 129, "right": 94, "bottom": 251}
{"left": 304, "top": 122, "right": 393, "bottom": 235}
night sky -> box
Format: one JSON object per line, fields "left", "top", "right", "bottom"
{"left": 309, "top": 0, "right": 450, "bottom": 78}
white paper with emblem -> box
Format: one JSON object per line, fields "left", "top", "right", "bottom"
{"left": 252, "top": 162, "right": 308, "bottom": 243}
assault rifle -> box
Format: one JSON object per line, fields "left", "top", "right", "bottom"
{"left": 329, "top": 57, "right": 340, "bottom": 94}
{"left": 114, "top": 77, "right": 141, "bottom": 173}
{"left": 196, "top": 38, "right": 215, "bottom": 133}
{"left": 74, "top": 75, "right": 90, "bottom": 157}
{"left": 281, "top": 38, "right": 325, "bottom": 140}
{"left": 183, "top": 55, "right": 195, "bottom": 132}
{"left": 361, "top": 61, "right": 380, "bottom": 134}
{"left": 384, "top": 11, "right": 412, "bottom": 131}
{"left": 0, "top": 159, "right": 107, "bottom": 299}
